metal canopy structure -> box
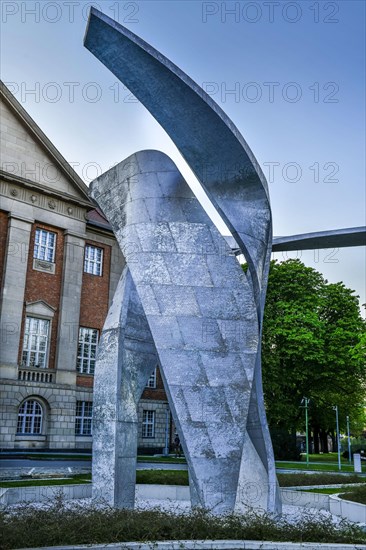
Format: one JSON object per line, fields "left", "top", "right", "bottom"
{"left": 272, "top": 227, "right": 366, "bottom": 252}
{"left": 225, "top": 227, "right": 366, "bottom": 255}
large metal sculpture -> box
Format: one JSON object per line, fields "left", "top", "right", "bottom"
{"left": 85, "top": 8, "right": 281, "bottom": 514}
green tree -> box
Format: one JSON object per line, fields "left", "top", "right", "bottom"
{"left": 245, "top": 259, "right": 366, "bottom": 454}
{"left": 315, "top": 282, "right": 366, "bottom": 448}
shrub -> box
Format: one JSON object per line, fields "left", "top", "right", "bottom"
{"left": 1, "top": 497, "right": 365, "bottom": 549}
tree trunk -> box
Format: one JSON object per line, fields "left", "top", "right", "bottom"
{"left": 320, "top": 428, "right": 329, "bottom": 453}
{"left": 313, "top": 426, "right": 320, "bottom": 454}
{"left": 330, "top": 430, "right": 336, "bottom": 452}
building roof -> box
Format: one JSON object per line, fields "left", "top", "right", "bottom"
{"left": 0, "top": 80, "right": 118, "bottom": 234}
{"left": 0, "top": 80, "right": 91, "bottom": 206}
{"left": 86, "top": 207, "right": 113, "bottom": 230}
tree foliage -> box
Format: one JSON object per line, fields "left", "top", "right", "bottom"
{"left": 246, "top": 259, "right": 366, "bottom": 449}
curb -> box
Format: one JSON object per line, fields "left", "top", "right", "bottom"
{"left": 16, "top": 540, "right": 366, "bottom": 550}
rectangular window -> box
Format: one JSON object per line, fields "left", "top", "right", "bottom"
{"left": 75, "top": 401, "right": 93, "bottom": 435}
{"left": 142, "top": 410, "right": 155, "bottom": 438}
{"left": 77, "top": 327, "right": 99, "bottom": 375}
{"left": 146, "top": 368, "right": 157, "bottom": 389}
{"left": 84, "top": 245, "right": 103, "bottom": 276}
{"left": 22, "top": 317, "right": 50, "bottom": 368}
{"left": 34, "top": 228, "right": 56, "bottom": 262}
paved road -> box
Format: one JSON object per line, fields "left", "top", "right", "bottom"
{"left": 0, "top": 459, "right": 91, "bottom": 468}
{"left": 0, "top": 459, "right": 188, "bottom": 479}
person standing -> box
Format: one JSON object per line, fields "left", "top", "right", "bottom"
{"left": 174, "top": 433, "right": 181, "bottom": 458}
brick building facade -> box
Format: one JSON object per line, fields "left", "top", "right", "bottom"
{"left": 0, "top": 81, "right": 173, "bottom": 453}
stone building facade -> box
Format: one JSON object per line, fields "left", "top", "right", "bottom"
{"left": 0, "top": 81, "right": 171, "bottom": 453}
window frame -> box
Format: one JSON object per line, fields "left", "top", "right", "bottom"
{"left": 142, "top": 410, "right": 155, "bottom": 438}
{"left": 34, "top": 228, "right": 57, "bottom": 263}
{"left": 17, "top": 399, "right": 43, "bottom": 435}
{"left": 21, "top": 316, "right": 51, "bottom": 369}
{"left": 76, "top": 327, "right": 99, "bottom": 375}
{"left": 84, "top": 244, "right": 103, "bottom": 276}
{"left": 146, "top": 367, "right": 157, "bottom": 389}
{"left": 75, "top": 401, "right": 93, "bottom": 436}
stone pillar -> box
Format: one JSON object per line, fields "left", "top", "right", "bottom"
{"left": 109, "top": 241, "right": 125, "bottom": 307}
{"left": 55, "top": 231, "right": 85, "bottom": 385}
{"left": 0, "top": 215, "right": 33, "bottom": 379}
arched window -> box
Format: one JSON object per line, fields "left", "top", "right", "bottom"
{"left": 17, "top": 399, "right": 43, "bottom": 434}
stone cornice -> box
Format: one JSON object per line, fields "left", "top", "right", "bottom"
{"left": 0, "top": 170, "right": 92, "bottom": 208}
{"left": 0, "top": 175, "right": 89, "bottom": 224}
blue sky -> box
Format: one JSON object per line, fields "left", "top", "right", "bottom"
{"left": 1, "top": 0, "right": 365, "bottom": 311}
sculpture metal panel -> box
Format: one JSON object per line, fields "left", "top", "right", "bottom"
{"left": 85, "top": 8, "right": 281, "bottom": 514}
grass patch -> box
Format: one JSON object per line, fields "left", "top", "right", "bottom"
{"left": 339, "top": 485, "right": 366, "bottom": 505}
{"left": 0, "top": 474, "right": 91, "bottom": 488}
{"left": 304, "top": 483, "right": 366, "bottom": 504}
{"left": 276, "top": 461, "right": 365, "bottom": 473}
{"left": 277, "top": 473, "right": 366, "bottom": 487}
{"left": 136, "top": 469, "right": 188, "bottom": 486}
{"left": 137, "top": 471, "right": 366, "bottom": 489}
{"left": 137, "top": 456, "right": 187, "bottom": 464}
{"left": 1, "top": 498, "right": 365, "bottom": 549}
{"left": 302, "top": 488, "right": 350, "bottom": 495}
{"left": 0, "top": 471, "right": 188, "bottom": 488}
{"left": 300, "top": 453, "right": 350, "bottom": 463}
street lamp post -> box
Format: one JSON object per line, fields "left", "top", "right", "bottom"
{"left": 333, "top": 405, "right": 341, "bottom": 471}
{"left": 163, "top": 405, "right": 170, "bottom": 457}
{"left": 346, "top": 415, "right": 351, "bottom": 464}
{"left": 301, "top": 397, "right": 310, "bottom": 467}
